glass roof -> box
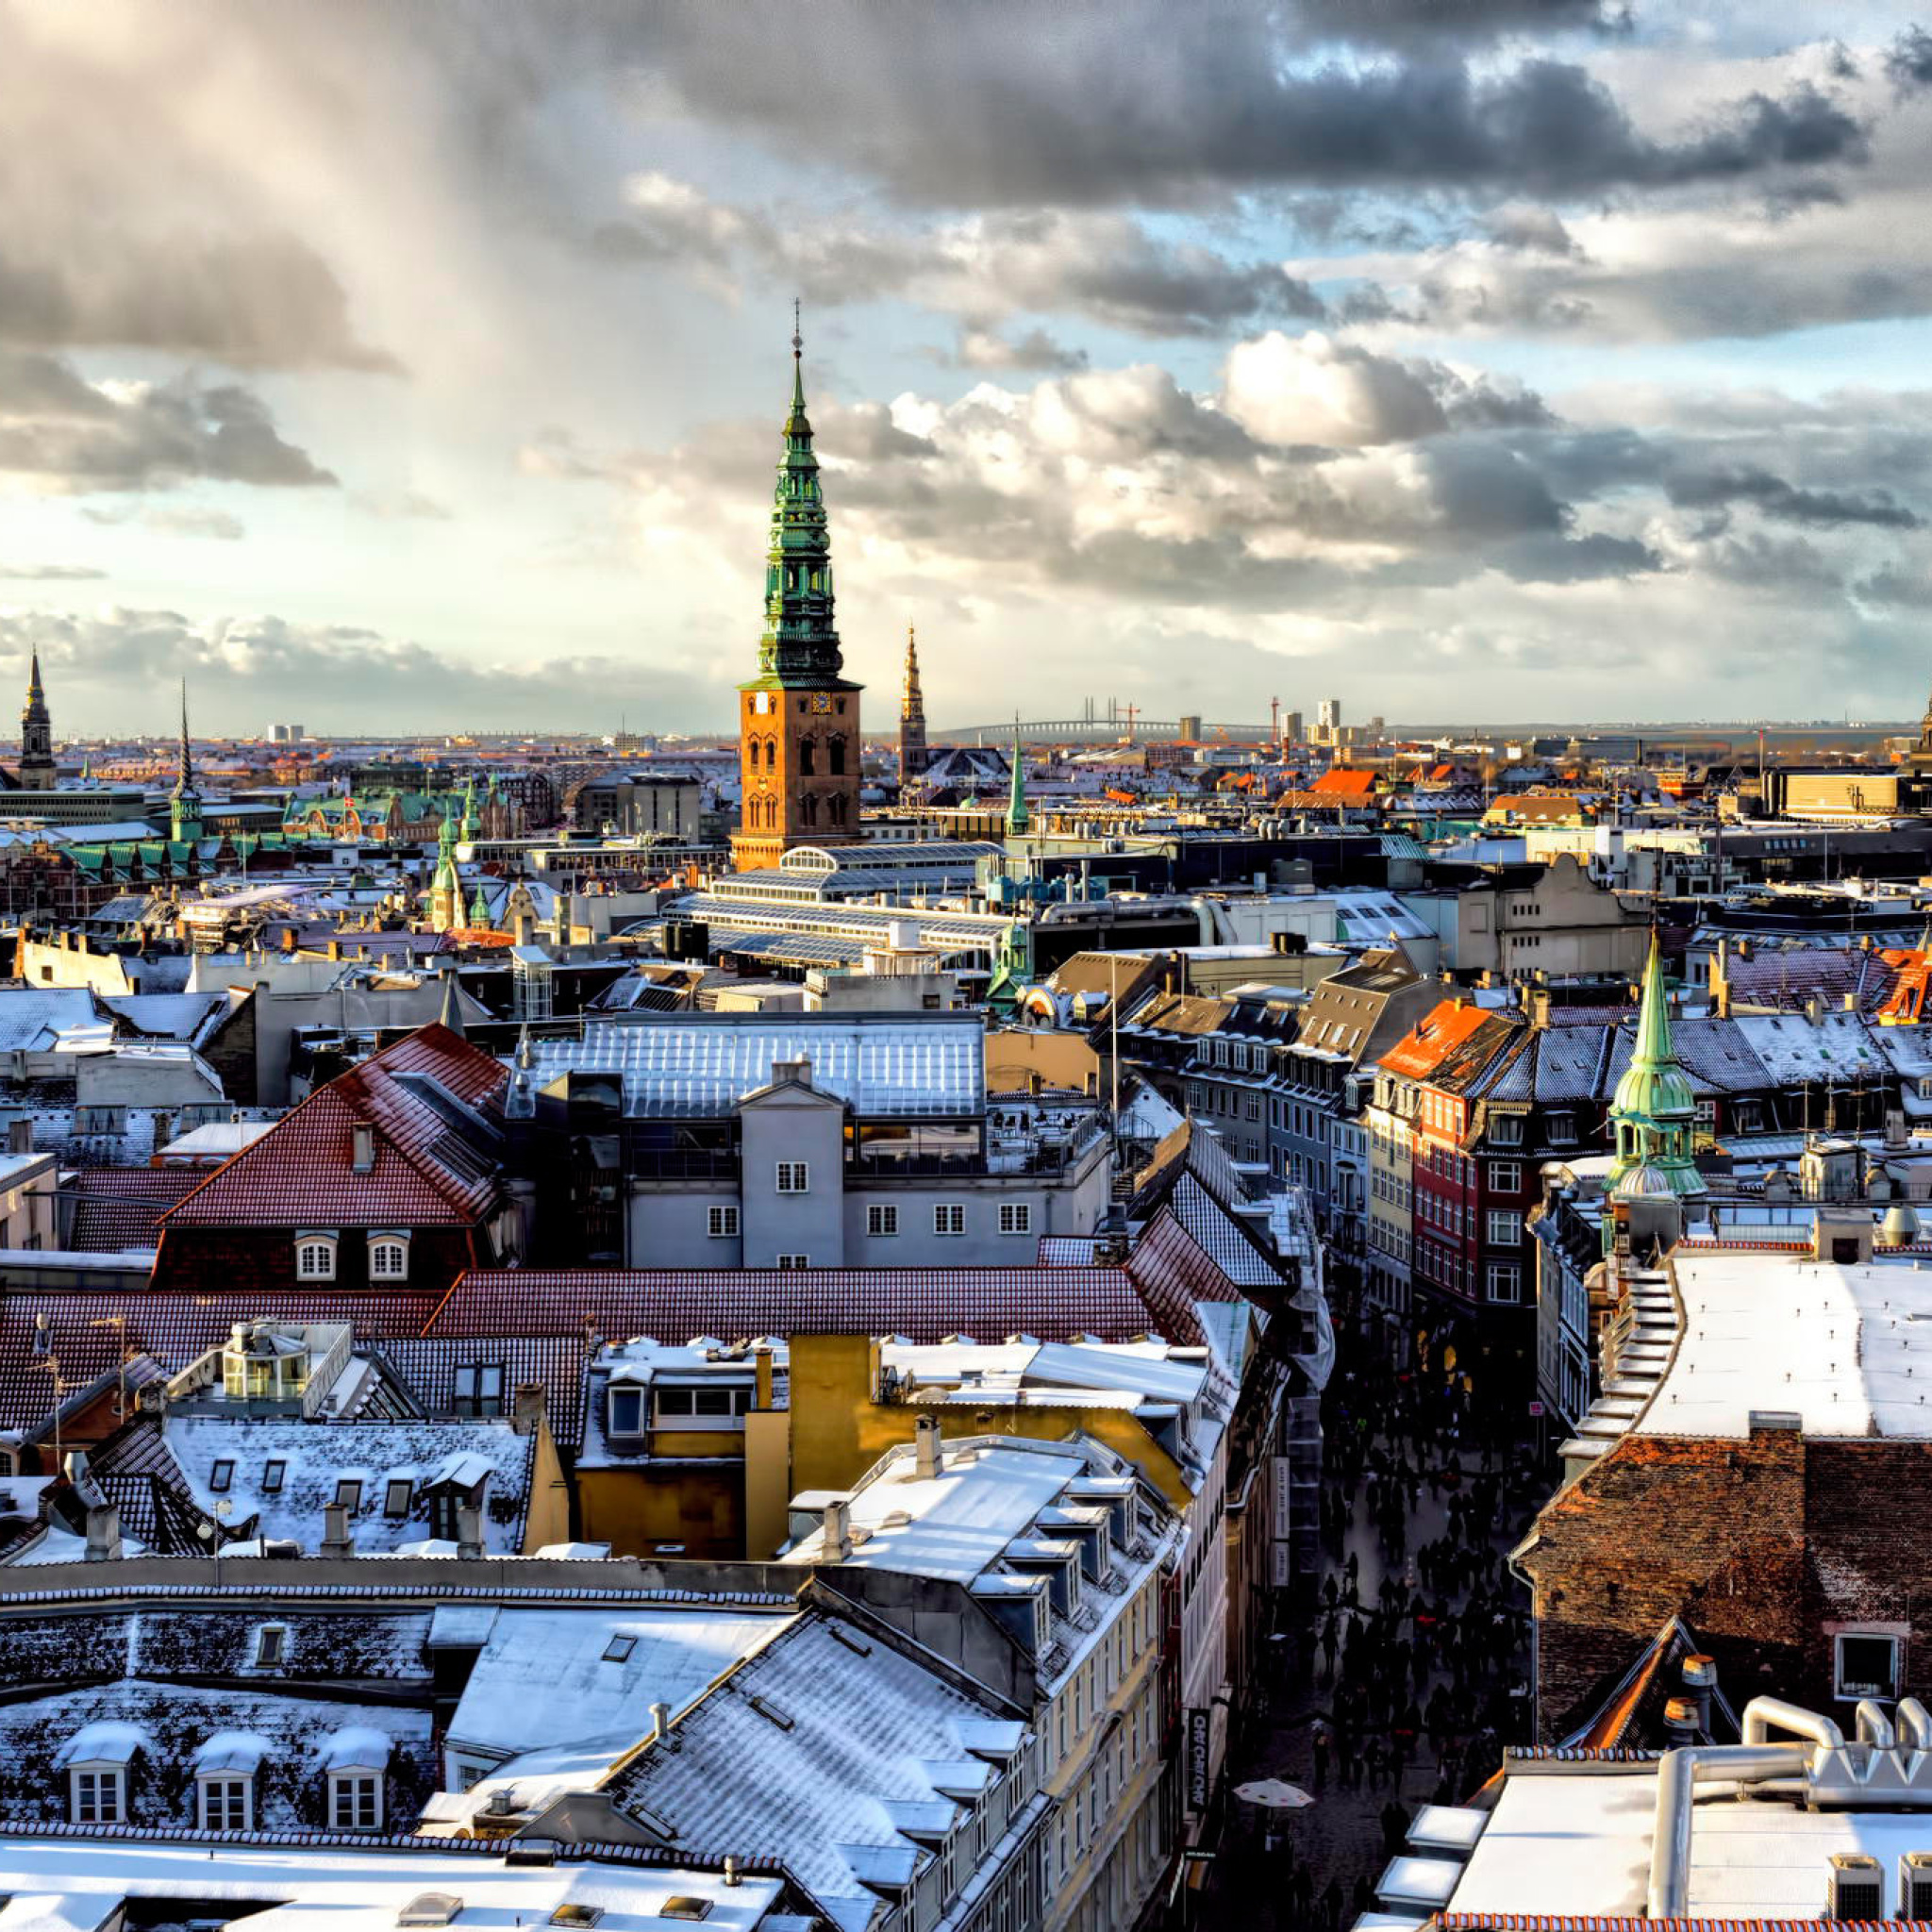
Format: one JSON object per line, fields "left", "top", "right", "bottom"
{"left": 505, "top": 1014, "right": 987, "bottom": 1119}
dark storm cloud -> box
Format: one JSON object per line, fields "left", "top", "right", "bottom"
{"left": 1293, "top": 0, "right": 1628, "bottom": 42}
{"left": 0, "top": 351, "right": 337, "bottom": 493}
{"left": 634, "top": 6, "right": 1868, "bottom": 207}
{"left": 1663, "top": 463, "right": 1924, "bottom": 529}
{"left": 1887, "top": 25, "right": 1932, "bottom": 91}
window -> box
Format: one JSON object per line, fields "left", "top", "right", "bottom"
{"left": 384, "top": 1478, "right": 413, "bottom": 1519}
{"left": 1489, "top": 1114, "right": 1524, "bottom": 1146}
{"left": 72, "top": 1768, "right": 123, "bottom": 1824}
{"left": 330, "top": 1773, "right": 382, "bottom": 1831}
{"left": 707, "top": 1205, "right": 739, "bottom": 1239}
{"left": 775, "top": 1161, "right": 809, "bottom": 1194}
{"left": 1835, "top": 1632, "right": 1901, "bottom": 1700}
{"left": 1486, "top": 1210, "right": 1524, "bottom": 1246}
{"left": 452, "top": 1363, "right": 504, "bottom": 1418}
{"left": 261, "top": 1460, "right": 287, "bottom": 1495}
{"left": 867, "top": 1204, "right": 899, "bottom": 1237}
{"left": 775, "top": 1253, "right": 811, "bottom": 1269}
{"left": 1487, "top": 1263, "right": 1523, "bottom": 1304}
{"left": 200, "top": 1775, "right": 252, "bottom": 1832}
{"left": 209, "top": 1459, "right": 235, "bottom": 1495}
{"left": 998, "top": 1203, "right": 1031, "bottom": 1236}
{"left": 1545, "top": 1112, "right": 1577, "bottom": 1146}
{"left": 934, "top": 1204, "right": 965, "bottom": 1237}
{"left": 334, "top": 1479, "right": 363, "bottom": 1512}
{"left": 368, "top": 1238, "right": 408, "bottom": 1281}
{"left": 608, "top": 1387, "right": 645, "bottom": 1437}
{"left": 255, "top": 1625, "right": 286, "bottom": 1667}
{"left": 603, "top": 1634, "right": 637, "bottom": 1663}
{"left": 295, "top": 1238, "right": 336, "bottom": 1281}
{"left": 1489, "top": 1161, "right": 1523, "bottom": 1192}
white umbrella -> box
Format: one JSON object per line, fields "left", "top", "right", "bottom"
{"left": 1233, "top": 1778, "right": 1316, "bottom": 1810}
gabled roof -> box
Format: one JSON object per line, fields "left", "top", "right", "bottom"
{"left": 425, "top": 1260, "right": 1207, "bottom": 1348}
{"left": 66, "top": 1169, "right": 203, "bottom": 1253}
{"left": 1380, "top": 998, "right": 1518, "bottom": 1085}
{"left": 161, "top": 1024, "right": 507, "bottom": 1229}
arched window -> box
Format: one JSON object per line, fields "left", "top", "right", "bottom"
{"left": 764, "top": 738, "right": 777, "bottom": 770}
{"left": 828, "top": 734, "right": 846, "bottom": 776}
{"left": 799, "top": 737, "right": 817, "bottom": 776}
{"left": 801, "top": 794, "right": 820, "bottom": 827}
{"left": 368, "top": 1237, "right": 409, "bottom": 1282}
{"left": 829, "top": 792, "right": 848, "bottom": 827}
{"left": 294, "top": 1237, "right": 337, "bottom": 1282}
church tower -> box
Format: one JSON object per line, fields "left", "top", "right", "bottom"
{"left": 18, "top": 651, "right": 55, "bottom": 791}
{"left": 899, "top": 625, "right": 928, "bottom": 784}
{"left": 427, "top": 801, "right": 463, "bottom": 933}
{"left": 1604, "top": 932, "right": 1706, "bottom": 1257}
{"left": 170, "top": 682, "right": 205, "bottom": 843}
{"left": 732, "top": 312, "right": 863, "bottom": 872}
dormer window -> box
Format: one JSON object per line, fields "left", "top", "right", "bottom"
{"left": 453, "top": 1364, "right": 504, "bottom": 1418}
{"left": 329, "top": 1772, "right": 382, "bottom": 1830}
{"left": 368, "top": 1235, "right": 409, "bottom": 1282}
{"left": 199, "top": 1774, "right": 252, "bottom": 1832}
{"left": 295, "top": 1235, "right": 338, "bottom": 1282}
{"left": 255, "top": 1625, "right": 287, "bottom": 1668}
{"left": 334, "top": 1479, "right": 363, "bottom": 1512}
{"left": 384, "top": 1478, "right": 413, "bottom": 1519}
{"left": 209, "top": 1459, "right": 235, "bottom": 1495}
{"left": 72, "top": 1767, "right": 124, "bottom": 1824}
{"left": 261, "top": 1460, "right": 287, "bottom": 1494}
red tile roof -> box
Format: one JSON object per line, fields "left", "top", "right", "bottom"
{"left": 1380, "top": 998, "right": 1508, "bottom": 1079}
{"left": 1308, "top": 769, "right": 1376, "bottom": 797}
{"left": 0, "top": 1288, "right": 441, "bottom": 1431}
{"left": 425, "top": 1262, "right": 1206, "bottom": 1347}
{"left": 161, "top": 1024, "right": 508, "bottom": 1230}
{"left": 66, "top": 1170, "right": 204, "bottom": 1253}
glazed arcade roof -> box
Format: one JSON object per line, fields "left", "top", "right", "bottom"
{"left": 503, "top": 1012, "right": 987, "bottom": 1120}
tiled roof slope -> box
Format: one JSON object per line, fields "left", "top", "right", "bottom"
{"left": 425, "top": 1262, "right": 1206, "bottom": 1348}
{"left": 0, "top": 1289, "right": 440, "bottom": 1431}
{"left": 162, "top": 1024, "right": 507, "bottom": 1229}
{"left": 66, "top": 1169, "right": 203, "bottom": 1253}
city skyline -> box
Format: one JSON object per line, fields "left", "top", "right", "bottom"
{"left": 7, "top": 3, "right": 1932, "bottom": 731}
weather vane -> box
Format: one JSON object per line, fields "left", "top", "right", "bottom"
{"left": 791, "top": 296, "right": 802, "bottom": 357}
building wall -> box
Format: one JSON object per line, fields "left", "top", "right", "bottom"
{"left": 734, "top": 686, "right": 863, "bottom": 871}
{"left": 737, "top": 1085, "right": 849, "bottom": 1267}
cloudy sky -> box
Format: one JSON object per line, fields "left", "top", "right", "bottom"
{"left": 7, "top": 0, "right": 1932, "bottom": 736}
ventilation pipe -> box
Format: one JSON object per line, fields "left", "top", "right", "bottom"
{"left": 456, "top": 1501, "right": 484, "bottom": 1559}
{"left": 822, "top": 1498, "right": 852, "bottom": 1561}
{"left": 915, "top": 1413, "right": 943, "bottom": 1480}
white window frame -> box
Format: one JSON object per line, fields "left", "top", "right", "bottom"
{"left": 998, "top": 1203, "right": 1032, "bottom": 1236}
{"left": 71, "top": 1767, "right": 124, "bottom": 1824}
{"left": 706, "top": 1205, "right": 740, "bottom": 1239}
{"left": 867, "top": 1204, "right": 899, "bottom": 1237}
{"left": 294, "top": 1235, "right": 338, "bottom": 1282}
{"left": 933, "top": 1204, "right": 965, "bottom": 1237}
{"left": 608, "top": 1385, "right": 645, "bottom": 1437}
{"left": 1486, "top": 1209, "right": 1524, "bottom": 1246}
{"left": 775, "top": 1253, "right": 811, "bottom": 1270}
{"left": 1489, "top": 1160, "right": 1523, "bottom": 1192}
{"left": 198, "top": 1774, "right": 253, "bottom": 1833}
{"left": 329, "top": 1771, "right": 383, "bottom": 1831}
{"left": 453, "top": 1362, "right": 505, "bottom": 1417}
{"left": 775, "top": 1161, "right": 809, "bottom": 1194}
{"left": 1489, "top": 1114, "right": 1524, "bottom": 1146}
{"left": 367, "top": 1235, "right": 409, "bottom": 1282}
{"left": 1834, "top": 1630, "right": 1902, "bottom": 1701}
{"left": 1486, "top": 1262, "right": 1523, "bottom": 1305}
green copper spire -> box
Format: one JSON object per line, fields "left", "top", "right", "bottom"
{"left": 1606, "top": 931, "right": 1705, "bottom": 1202}
{"left": 459, "top": 775, "right": 480, "bottom": 841}
{"left": 170, "top": 679, "right": 204, "bottom": 843}
{"left": 1007, "top": 731, "right": 1031, "bottom": 836}
{"left": 751, "top": 305, "right": 843, "bottom": 687}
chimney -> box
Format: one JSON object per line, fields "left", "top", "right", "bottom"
{"left": 1662, "top": 1696, "right": 1699, "bottom": 1746}
{"left": 723, "top": 1857, "right": 741, "bottom": 1890}
{"left": 753, "top": 1345, "right": 774, "bottom": 1411}
{"left": 1681, "top": 1653, "right": 1716, "bottom": 1736}
{"left": 82, "top": 1499, "right": 121, "bottom": 1563}
{"left": 456, "top": 1501, "right": 483, "bottom": 1558}
{"left": 350, "top": 1121, "right": 376, "bottom": 1173}
{"left": 510, "top": 1382, "right": 546, "bottom": 1437}
{"left": 321, "top": 1503, "right": 354, "bottom": 1558}
{"left": 822, "top": 1498, "right": 852, "bottom": 1561}
{"left": 63, "top": 1448, "right": 89, "bottom": 1488}
{"left": 915, "top": 1413, "right": 943, "bottom": 1479}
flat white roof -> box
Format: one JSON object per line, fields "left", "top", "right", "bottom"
{"left": 1449, "top": 1761, "right": 1932, "bottom": 1919}
{"left": 1639, "top": 1247, "right": 1932, "bottom": 1441}
{"left": 0, "top": 1833, "right": 784, "bottom": 1932}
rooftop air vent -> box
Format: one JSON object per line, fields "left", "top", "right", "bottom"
{"left": 1828, "top": 1853, "right": 1882, "bottom": 1919}
{"left": 1903, "top": 1851, "right": 1932, "bottom": 1920}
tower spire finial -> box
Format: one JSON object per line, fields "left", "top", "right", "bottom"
{"left": 790, "top": 297, "right": 805, "bottom": 413}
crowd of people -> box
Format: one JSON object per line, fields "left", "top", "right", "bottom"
{"left": 1243, "top": 1320, "right": 1543, "bottom": 1931}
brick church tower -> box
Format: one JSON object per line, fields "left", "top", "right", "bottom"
{"left": 732, "top": 315, "right": 863, "bottom": 873}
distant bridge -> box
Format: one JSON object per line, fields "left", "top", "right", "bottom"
{"left": 939, "top": 719, "right": 1276, "bottom": 747}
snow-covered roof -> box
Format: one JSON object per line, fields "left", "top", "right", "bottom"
{"left": 447, "top": 1607, "right": 797, "bottom": 1759}
{"left": 1636, "top": 1247, "right": 1932, "bottom": 1441}
{"left": 0, "top": 1834, "right": 786, "bottom": 1932}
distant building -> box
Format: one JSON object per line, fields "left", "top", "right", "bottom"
{"left": 267, "top": 722, "right": 306, "bottom": 742}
